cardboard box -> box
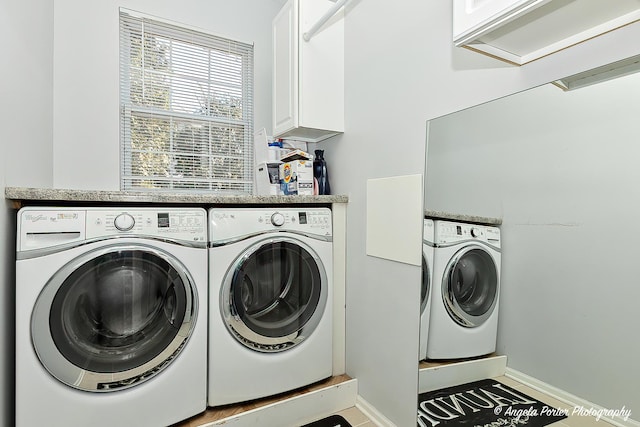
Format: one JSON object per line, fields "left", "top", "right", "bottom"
{"left": 279, "top": 160, "right": 314, "bottom": 195}
{"left": 280, "top": 148, "right": 310, "bottom": 162}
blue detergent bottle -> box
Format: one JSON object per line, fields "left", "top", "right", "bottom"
{"left": 313, "top": 150, "right": 331, "bottom": 195}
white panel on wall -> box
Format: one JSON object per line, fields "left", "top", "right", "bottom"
{"left": 366, "top": 174, "right": 423, "bottom": 266}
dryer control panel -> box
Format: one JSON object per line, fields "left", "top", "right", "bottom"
{"left": 209, "top": 208, "right": 332, "bottom": 242}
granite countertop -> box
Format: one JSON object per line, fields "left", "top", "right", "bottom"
{"left": 425, "top": 209, "right": 502, "bottom": 226}
{"left": 5, "top": 187, "right": 348, "bottom": 207}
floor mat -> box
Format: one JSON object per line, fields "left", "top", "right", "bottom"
{"left": 301, "top": 414, "right": 353, "bottom": 427}
{"left": 417, "top": 378, "right": 568, "bottom": 426}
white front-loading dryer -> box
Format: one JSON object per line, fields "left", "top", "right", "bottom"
{"left": 15, "top": 207, "right": 208, "bottom": 427}
{"left": 208, "top": 207, "right": 333, "bottom": 406}
{"left": 427, "top": 220, "right": 501, "bottom": 360}
{"left": 419, "top": 218, "right": 435, "bottom": 361}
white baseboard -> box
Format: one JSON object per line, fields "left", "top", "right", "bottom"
{"left": 355, "top": 395, "right": 396, "bottom": 427}
{"left": 202, "top": 378, "right": 357, "bottom": 427}
{"left": 418, "top": 354, "right": 507, "bottom": 393}
{"left": 505, "top": 368, "right": 639, "bottom": 427}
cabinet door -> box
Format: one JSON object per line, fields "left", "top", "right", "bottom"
{"left": 298, "top": 0, "right": 344, "bottom": 134}
{"left": 273, "top": 0, "right": 298, "bottom": 137}
{"left": 453, "top": 0, "right": 548, "bottom": 41}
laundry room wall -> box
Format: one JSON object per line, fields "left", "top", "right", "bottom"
{"left": 1, "top": 0, "right": 54, "bottom": 425}
{"left": 1, "top": 0, "right": 53, "bottom": 189}
{"left": 51, "top": 0, "right": 284, "bottom": 190}
{"left": 4, "top": 1, "right": 640, "bottom": 425}
{"left": 0, "top": 150, "right": 10, "bottom": 427}
{"left": 425, "top": 75, "right": 640, "bottom": 417}
{"left": 0, "top": 172, "right": 10, "bottom": 427}
{"left": 318, "top": 0, "right": 640, "bottom": 424}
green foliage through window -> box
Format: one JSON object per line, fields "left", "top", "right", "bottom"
{"left": 120, "top": 11, "right": 254, "bottom": 193}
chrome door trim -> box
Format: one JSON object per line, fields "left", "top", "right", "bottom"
{"left": 31, "top": 243, "right": 197, "bottom": 392}
{"left": 420, "top": 252, "right": 430, "bottom": 315}
{"left": 441, "top": 244, "right": 499, "bottom": 328}
{"left": 220, "top": 236, "right": 328, "bottom": 353}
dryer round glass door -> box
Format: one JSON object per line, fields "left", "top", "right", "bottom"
{"left": 221, "top": 237, "right": 328, "bottom": 352}
{"left": 31, "top": 244, "right": 197, "bottom": 392}
{"left": 442, "top": 245, "right": 498, "bottom": 328}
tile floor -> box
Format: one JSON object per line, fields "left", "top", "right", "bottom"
{"left": 332, "top": 406, "right": 377, "bottom": 427}
{"left": 333, "top": 375, "right": 618, "bottom": 427}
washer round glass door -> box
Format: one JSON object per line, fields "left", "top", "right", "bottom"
{"left": 31, "top": 244, "right": 197, "bottom": 392}
{"left": 442, "top": 245, "right": 498, "bottom": 328}
{"left": 221, "top": 237, "right": 328, "bottom": 352}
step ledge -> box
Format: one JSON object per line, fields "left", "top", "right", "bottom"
{"left": 201, "top": 378, "right": 358, "bottom": 427}
{"left": 418, "top": 354, "right": 508, "bottom": 393}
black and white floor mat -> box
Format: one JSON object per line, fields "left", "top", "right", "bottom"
{"left": 417, "top": 378, "right": 568, "bottom": 427}
{"left": 301, "top": 414, "right": 353, "bottom": 427}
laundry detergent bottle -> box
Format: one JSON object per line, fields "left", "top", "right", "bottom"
{"left": 313, "top": 150, "right": 331, "bottom": 195}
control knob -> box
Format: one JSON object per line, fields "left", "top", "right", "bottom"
{"left": 270, "top": 212, "right": 285, "bottom": 227}
{"left": 470, "top": 227, "right": 481, "bottom": 238}
{"left": 114, "top": 213, "right": 135, "bottom": 231}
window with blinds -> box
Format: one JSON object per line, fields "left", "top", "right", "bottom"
{"left": 119, "top": 10, "right": 254, "bottom": 193}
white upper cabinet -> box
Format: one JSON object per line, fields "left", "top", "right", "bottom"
{"left": 272, "top": 0, "right": 344, "bottom": 142}
{"left": 453, "top": 0, "right": 640, "bottom": 65}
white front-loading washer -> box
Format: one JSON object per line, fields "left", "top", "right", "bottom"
{"left": 208, "top": 207, "right": 333, "bottom": 406}
{"left": 16, "top": 207, "right": 208, "bottom": 427}
{"left": 427, "top": 220, "right": 501, "bottom": 360}
{"left": 419, "top": 218, "right": 435, "bottom": 361}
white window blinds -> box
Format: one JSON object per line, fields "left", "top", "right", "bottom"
{"left": 119, "top": 10, "right": 254, "bottom": 193}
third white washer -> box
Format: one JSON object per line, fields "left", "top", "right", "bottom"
{"left": 419, "top": 218, "right": 434, "bottom": 361}
{"left": 427, "top": 220, "right": 501, "bottom": 360}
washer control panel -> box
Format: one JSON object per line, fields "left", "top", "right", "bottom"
{"left": 17, "top": 207, "right": 207, "bottom": 251}
{"left": 86, "top": 208, "right": 207, "bottom": 242}
{"left": 434, "top": 220, "right": 500, "bottom": 247}
{"left": 210, "top": 208, "right": 332, "bottom": 241}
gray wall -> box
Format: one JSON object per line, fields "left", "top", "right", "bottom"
{"left": 1, "top": 0, "right": 53, "bottom": 186}
{"left": 321, "top": 0, "right": 640, "bottom": 424}
{"left": 4, "top": 0, "right": 640, "bottom": 425}
{"left": 52, "top": 0, "right": 283, "bottom": 189}
{"left": 426, "top": 76, "right": 640, "bottom": 416}
{"left": 1, "top": 0, "right": 54, "bottom": 425}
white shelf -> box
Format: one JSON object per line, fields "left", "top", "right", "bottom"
{"left": 453, "top": 0, "right": 640, "bottom": 65}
